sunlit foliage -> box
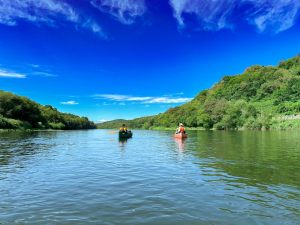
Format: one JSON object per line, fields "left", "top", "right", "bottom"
{"left": 98, "top": 55, "right": 300, "bottom": 130}
{"left": 0, "top": 91, "right": 96, "bottom": 130}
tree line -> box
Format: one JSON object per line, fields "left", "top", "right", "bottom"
{"left": 0, "top": 91, "right": 96, "bottom": 130}
{"left": 98, "top": 55, "right": 300, "bottom": 130}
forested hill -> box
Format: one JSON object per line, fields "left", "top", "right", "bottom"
{"left": 98, "top": 55, "right": 300, "bottom": 130}
{"left": 0, "top": 91, "right": 96, "bottom": 130}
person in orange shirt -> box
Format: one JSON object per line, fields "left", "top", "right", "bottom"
{"left": 176, "top": 123, "right": 185, "bottom": 134}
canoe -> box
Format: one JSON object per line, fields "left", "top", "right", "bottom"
{"left": 174, "top": 133, "right": 187, "bottom": 139}
{"left": 119, "top": 131, "right": 133, "bottom": 139}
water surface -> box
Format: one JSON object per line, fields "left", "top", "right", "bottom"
{"left": 0, "top": 130, "right": 300, "bottom": 224}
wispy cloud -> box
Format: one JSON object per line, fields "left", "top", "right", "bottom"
{"left": 93, "top": 94, "right": 192, "bottom": 104}
{"left": 27, "top": 63, "right": 58, "bottom": 77}
{"left": 0, "top": 69, "right": 26, "bottom": 78}
{"left": 98, "top": 119, "right": 108, "bottom": 123}
{"left": 31, "top": 71, "right": 57, "bottom": 77}
{"left": 95, "top": 94, "right": 151, "bottom": 101}
{"left": 169, "top": 0, "right": 300, "bottom": 33}
{"left": 82, "top": 19, "right": 106, "bottom": 37}
{"left": 248, "top": 0, "right": 300, "bottom": 33}
{"left": 1, "top": 0, "right": 297, "bottom": 36}
{"left": 91, "top": 0, "right": 146, "bottom": 24}
{"left": 144, "top": 97, "right": 192, "bottom": 104}
{"left": 0, "top": 64, "right": 58, "bottom": 78}
{"left": 0, "top": 0, "right": 104, "bottom": 36}
{"left": 29, "top": 64, "right": 40, "bottom": 68}
{"left": 169, "top": 0, "right": 235, "bottom": 30}
{"left": 60, "top": 100, "right": 79, "bottom": 105}
{"left": 0, "top": 0, "right": 78, "bottom": 25}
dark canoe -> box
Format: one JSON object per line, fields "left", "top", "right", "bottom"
{"left": 119, "top": 131, "right": 133, "bottom": 139}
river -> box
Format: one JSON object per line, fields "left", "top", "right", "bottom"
{"left": 0, "top": 130, "right": 300, "bottom": 224}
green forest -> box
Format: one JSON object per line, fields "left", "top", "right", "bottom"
{"left": 98, "top": 55, "right": 300, "bottom": 130}
{"left": 0, "top": 91, "right": 96, "bottom": 130}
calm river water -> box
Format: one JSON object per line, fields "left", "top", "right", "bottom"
{"left": 0, "top": 130, "right": 300, "bottom": 225}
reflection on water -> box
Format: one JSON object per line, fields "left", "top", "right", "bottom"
{"left": 174, "top": 138, "right": 186, "bottom": 152}
{"left": 0, "top": 130, "right": 300, "bottom": 225}
{"left": 119, "top": 138, "right": 128, "bottom": 145}
{"left": 0, "top": 131, "right": 58, "bottom": 168}
{"left": 119, "top": 138, "right": 129, "bottom": 151}
{"left": 189, "top": 131, "right": 300, "bottom": 187}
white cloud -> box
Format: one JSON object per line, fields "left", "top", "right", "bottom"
{"left": 170, "top": 0, "right": 235, "bottom": 30}
{"left": 0, "top": 0, "right": 78, "bottom": 25}
{"left": 94, "top": 94, "right": 152, "bottom": 101}
{"left": 0, "top": 69, "right": 26, "bottom": 78}
{"left": 0, "top": 65, "right": 59, "bottom": 78}
{"left": 98, "top": 119, "right": 108, "bottom": 123}
{"left": 29, "top": 64, "right": 40, "bottom": 68}
{"left": 144, "top": 97, "right": 192, "bottom": 104}
{"left": 0, "top": 0, "right": 104, "bottom": 36}
{"left": 94, "top": 94, "right": 192, "bottom": 104}
{"left": 60, "top": 100, "right": 79, "bottom": 105}
{"left": 169, "top": 0, "right": 300, "bottom": 33}
{"left": 27, "top": 63, "right": 58, "bottom": 77}
{"left": 82, "top": 19, "right": 106, "bottom": 37}
{"left": 31, "top": 71, "right": 57, "bottom": 77}
{"left": 248, "top": 0, "right": 300, "bottom": 33}
{"left": 91, "top": 0, "right": 146, "bottom": 24}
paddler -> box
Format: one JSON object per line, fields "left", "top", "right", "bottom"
{"left": 176, "top": 123, "right": 185, "bottom": 134}
{"left": 119, "top": 124, "right": 128, "bottom": 133}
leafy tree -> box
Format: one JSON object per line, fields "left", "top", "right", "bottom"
{"left": 0, "top": 91, "right": 96, "bottom": 130}
{"left": 98, "top": 55, "right": 300, "bottom": 131}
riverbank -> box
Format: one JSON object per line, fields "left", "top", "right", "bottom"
{"left": 0, "top": 128, "right": 96, "bottom": 132}
{"left": 98, "top": 126, "right": 300, "bottom": 131}
{"left": 97, "top": 114, "right": 300, "bottom": 132}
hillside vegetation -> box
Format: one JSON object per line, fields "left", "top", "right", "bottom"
{"left": 0, "top": 91, "right": 96, "bottom": 130}
{"left": 98, "top": 55, "right": 300, "bottom": 130}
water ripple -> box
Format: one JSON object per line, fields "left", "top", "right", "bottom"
{"left": 0, "top": 130, "right": 300, "bottom": 224}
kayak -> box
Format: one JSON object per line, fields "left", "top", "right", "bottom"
{"left": 174, "top": 133, "right": 187, "bottom": 139}
{"left": 119, "top": 131, "right": 133, "bottom": 139}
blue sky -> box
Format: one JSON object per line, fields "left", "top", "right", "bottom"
{"left": 0, "top": 0, "right": 300, "bottom": 122}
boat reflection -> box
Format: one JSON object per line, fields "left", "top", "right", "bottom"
{"left": 174, "top": 137, "right": 186, "bottom": 152}
{"left": 119, "top": 138, "right": 129, "bottom": 149}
